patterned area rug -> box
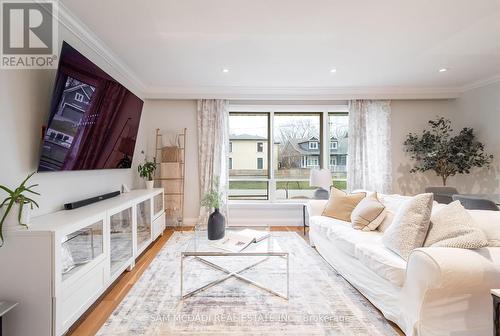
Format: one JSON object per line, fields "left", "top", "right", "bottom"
{"left": 97, "top": 232, "right": 398, "bottom": 335}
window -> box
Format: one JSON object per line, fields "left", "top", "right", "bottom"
{"left": 228, "top": 108, "right": 348, "bottom": 201}
{"left": 75, "top": 92, "right": 84, "bottom": 102}
{"left": 307, "top": 156, "right": 319, "bottom": 167}
{"left": 274, "top": 113, "right": 322, "bottom": 200}
{"left": 257, "top": 158, "right": 263, "bottom": 169}
{"left": 309, "top": 141, "right": 318, "bottom": 150}
{"left": 229, "top": 113, "right": 269, "bottom": 200}
{"left": 328, "top": 113, "right": 348, "bottom": 190}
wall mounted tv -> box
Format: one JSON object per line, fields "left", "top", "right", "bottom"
{"left": 38, "top": 41, "right": 143, "bottom": 172}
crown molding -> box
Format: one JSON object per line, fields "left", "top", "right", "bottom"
{"left": 56, "top": 2, "right": 147, "bottom": 97}
{"left": 460, "top": 74, "right": 500, "bottom": 92}
{"left": 144, "top": 85, "right": 461, "bottom": 100}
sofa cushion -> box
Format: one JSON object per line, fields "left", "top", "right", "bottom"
{"left": 382, "top": 193, "right": 433, "bottom": 260}
{"left": 351, "top": 192, "right": 387, "bottom": 231}
{"left": 322, "top": 188, "right": 366, "bottom": 222}
{"left": 310, "top": 215, "right": 352, "bottom": 237}
{"left": 355, "top": 243, "right": 407, "bottom": 287}
{"left": 333, "top": 229, "right": 383, "bottom": 257}
{"left": 425, "top": 201, "right": 488, "bottom": 249}
{"left": 468, "top": 210, "right": 500, "bottom": 247}
{"left": 310, "top": 215, "right": 382, "bottom": 257}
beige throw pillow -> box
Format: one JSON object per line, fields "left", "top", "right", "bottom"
{"left": 351, "top": 193, "right": 387, "bottom": 231}
{"left": 382, "top": 193, "right": 433, "bottom": 260}
{"left": 424, "top": 201, "right": 488, "bottom": 249}
{"left": 322, "top": 188, "right": 366, "bottom": 222}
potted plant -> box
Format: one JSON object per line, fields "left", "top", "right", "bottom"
{"left": 0, "top": 172, "right": 40, "bottom": 246}
{"left": 404, "top": 117, "right": 493, "bottom": 186}
{"left": 138, "top": 161, "right": 157, "bottom": 190}
{"left": 200, "top": 177, "right": 225, "bottom": 240}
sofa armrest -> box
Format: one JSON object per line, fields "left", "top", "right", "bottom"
{"left": 399, "top": 247, "right": 500, "bottom": 335}
{"left": 406, "top": 247, "right": 500, "bottom": 289}
{"left": 306, "top": 200, "right": 328, "bottom": 217}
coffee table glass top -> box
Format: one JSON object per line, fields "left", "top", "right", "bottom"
{"left": 183, "top": 228, "right": 284, "bottom": 255}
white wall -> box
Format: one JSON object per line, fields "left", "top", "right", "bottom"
{"left": 140, "top": 100, "right": 200, "bottom": 224}
{"left": 452, "top": 81, "right": 500, "bottom": 194}
{"left": 390, "top": 99, "right": 456, "bottom": 194}
{"left": 0, "top": 25, "right": 146, "bottom": 217}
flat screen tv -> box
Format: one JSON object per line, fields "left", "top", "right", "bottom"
{"left": 38, "top": 41, "right": 143, "bottom": 172}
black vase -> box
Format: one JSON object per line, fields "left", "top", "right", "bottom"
{"left": 207, "top": 208, "right": 225, "bottom": 240}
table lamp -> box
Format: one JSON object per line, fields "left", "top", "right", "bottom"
{"left": 309, "top": 168, "right": 332, "bottom": 199}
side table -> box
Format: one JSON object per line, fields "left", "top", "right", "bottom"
{"left": 492, "top": 289, "right": 500, "bottom": 336}
{"left": 0, "top": 301, "right": 18, "bottom": 336}
{"left": 302, "top": 204, "right": 308, "bottom": 235}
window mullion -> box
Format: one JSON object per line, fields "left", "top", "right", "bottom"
{"left": 269, "top": 110, "right": 275, "bottom": 202}
{"left": 322, "top": 109, "right": 329, "bottom": 170}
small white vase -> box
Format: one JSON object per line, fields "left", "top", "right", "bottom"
{"left": 146, "top": 180, "right": 154, "bottom": 190}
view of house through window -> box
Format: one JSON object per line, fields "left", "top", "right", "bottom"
{"left": 228, "top": 113, "right": 270, "bottom": 200}
{"left": 328, "top": 113, "right": 349, "bottom": 190}
{"left": 274, "top": 113, "right": 321, "bottom": 199}
{"left": 228, "top": 110, "right": 348, "bottom": 200}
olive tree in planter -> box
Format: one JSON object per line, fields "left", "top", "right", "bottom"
{"left": 138, "top": 161, "right": 157, "bottom": 190}
{"left": 404, "top": 117, "right": 493, "bottom": 186}
{"left": 0, "top": 172, "right": 40, "bottom": 246}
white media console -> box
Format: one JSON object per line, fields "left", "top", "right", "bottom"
{"left": 0, "top": 189, "right": 165, "bottom": 336}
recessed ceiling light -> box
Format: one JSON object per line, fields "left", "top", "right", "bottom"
{"left": 438, "top": 68, "right": 448, "bottom": 73}
{"left": 330, "top": 68, "right": 337, "bottom": 73}
{"left": 222, "top": 68, "right": 229, "bottom": 73}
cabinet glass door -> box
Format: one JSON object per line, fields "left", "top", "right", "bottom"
{"left": 110, "top": 207, "right": 133, "bottom": 276}
{"left": 61, "top": 220, "right": 104, "bottom": 281}
{"left": 153, "top": 193, "right": 163, "bottom": 216}
{"left": 137, "top": 199, "right": 151, "bottom": 250}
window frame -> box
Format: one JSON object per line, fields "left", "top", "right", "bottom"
{"left": 228, "top": 105, "right": 348, "bottom": 203}
{"left": 75, "top": 92, "right": 84, "bottom": 102}
{"left": 228, "top": 112, "right": 271, "bottom": 200}
{"left": 257, "top": 157, "right": 264, "bottom": 169}
{"left": 257, "top": 142, "right": 264, "bottom": 152}
{"left": 309, "top": 141, "right": 318, "bottom": 150}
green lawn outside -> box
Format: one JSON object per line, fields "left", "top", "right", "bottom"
{"left": 229, "top": 180, "right": 347, "bottom": 190}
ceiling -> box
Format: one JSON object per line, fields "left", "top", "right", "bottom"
{"left": 61, "top": 0, "right": 500, "bottom": 98}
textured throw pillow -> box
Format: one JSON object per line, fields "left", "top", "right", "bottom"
{"left": 322, "top": 188, "right": 366, "bottom": 222}
{"left": 424, "top": 201, "right": 488, "bottom": 248}
{"left": 468, "top": 210, "right": 500, "bottom": 247}
{"left": 382, "top": 193, "right": 433, "bottom": 260}
{"left": 351, "top": 192, "right": 387, "bottom": 231}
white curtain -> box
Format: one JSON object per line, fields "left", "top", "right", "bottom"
{"left": 347, "top": 100, "right": 392, "bottom": 193}
{"left": 197, "top": 99, "right": 229, "bottom": 226}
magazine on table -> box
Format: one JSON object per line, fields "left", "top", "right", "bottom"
{"left": 209, "top": 229, "right": 271, "bottom": 252}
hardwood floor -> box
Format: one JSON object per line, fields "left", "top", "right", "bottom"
{"left": 67, "top": 226, "right": 402, "bottom": 336}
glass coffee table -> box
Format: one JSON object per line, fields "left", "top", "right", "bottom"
{"left": 181, "top": 228, "right": 289, "bottom": 300}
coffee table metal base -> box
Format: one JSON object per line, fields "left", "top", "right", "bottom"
{"left": 181, "top": 255, "right": 289, "bottom": 300}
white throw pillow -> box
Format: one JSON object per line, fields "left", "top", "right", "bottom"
{"left": 424, "top": 201, "right": 488, "bottom": 248}
{"left": 382, "top": 193, "right": 433, "bottom": 260}
{"left": 468, "top": 210, "right": 500, "bottom": 247}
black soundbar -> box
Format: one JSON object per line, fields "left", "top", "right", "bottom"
{"left": 64, "top": 191, "right": 121, "bottom": 210}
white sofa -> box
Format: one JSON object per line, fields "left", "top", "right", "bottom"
{"left": 307, "top": 194, "right": 500, "bottom": 336}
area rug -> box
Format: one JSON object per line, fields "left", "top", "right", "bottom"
{"left": 97, "top": 232, "right": 399, "bottom": 335}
